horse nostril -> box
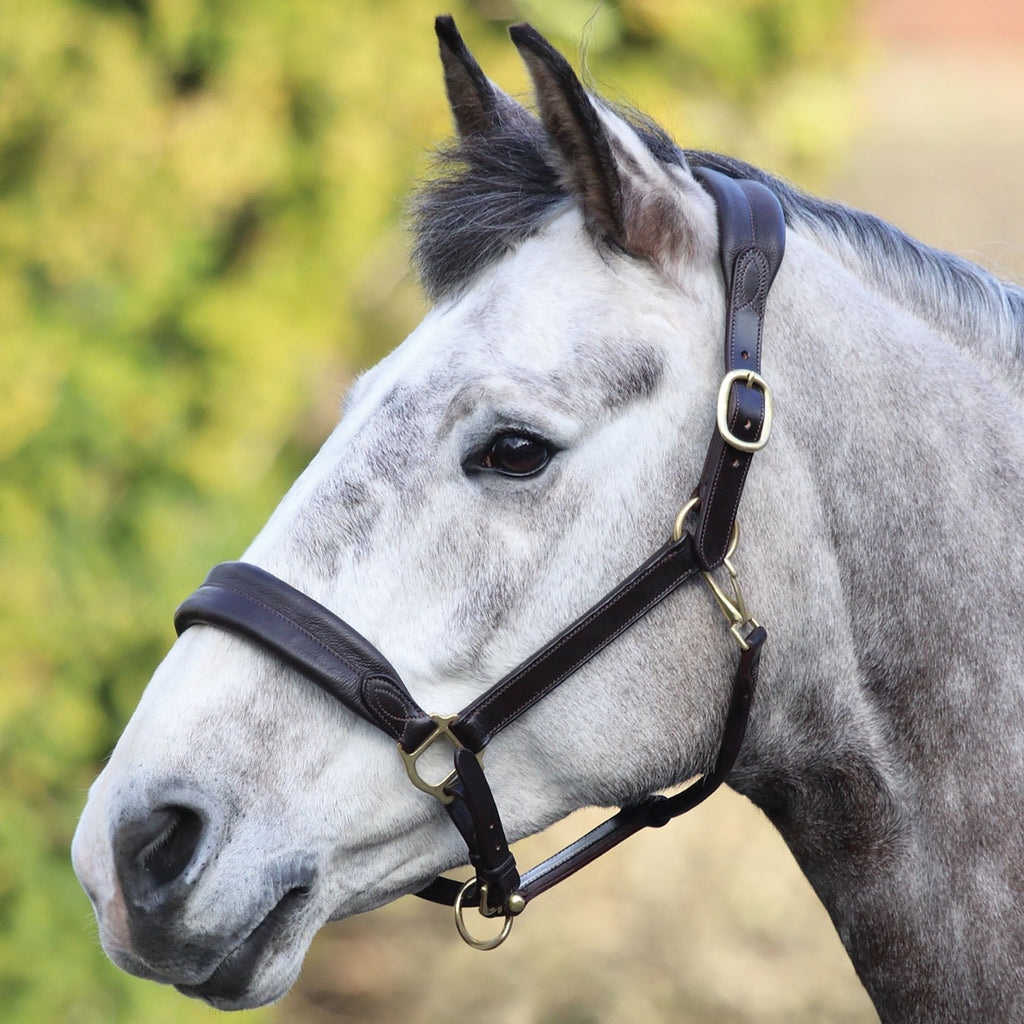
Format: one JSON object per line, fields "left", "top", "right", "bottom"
{"left": 116, "top": 805, "right": 204, "bottom": 900}
{"left": 138, "top": 807, "right": 203, "bottom": 887}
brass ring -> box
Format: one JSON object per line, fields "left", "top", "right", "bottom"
{"left": 453, "top": 880, "right": 515, "bottom": 951}
{"left": 673, "top": 496, "right": 740, "bottom": 559}
{"left": 673, "top": 496, "right": 701, "bottom": 542}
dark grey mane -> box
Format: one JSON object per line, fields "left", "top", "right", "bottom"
{"left": 410, "top": 113, "right": 567, "bottom": 303}
{"left": 411, "top": 103, "right": 1024, "bottom": 366}
{"left": 696, "top": 152, "right": 1024, "bottom": 366}
{"left": 409, "top": 105, "right": 683, "bottom": 303}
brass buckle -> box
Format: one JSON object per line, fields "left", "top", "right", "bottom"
{"left": 671, "top": 499, "right": 759, "bottom": 651}
{"left": 453, "top": 880, "right": 525, "bottom": 951}
{"left": 398, "top": 714, "right": 474, "bottom": 806}
{"left": 716, "top": 369, "right": 773, "bottom": 453}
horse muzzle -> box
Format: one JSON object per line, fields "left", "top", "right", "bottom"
{"left": 72, "top": 791, "right": 317, "bottom": 1008}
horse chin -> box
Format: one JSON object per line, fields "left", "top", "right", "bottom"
{"left": 175, "top": 886, "right": 314, "bottom": 1009}
{"left": 101, "top": 884, "right": 317, "bottom": 1011}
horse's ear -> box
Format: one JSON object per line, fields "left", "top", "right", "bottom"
{"left": 509, "top": 23, "right": 713, "bottom": 268}
{"left": 509, "top": 23, "right": 625, "bottom": 246}
{"left": 436, "top": 15, "right": 522, "bottom": 138}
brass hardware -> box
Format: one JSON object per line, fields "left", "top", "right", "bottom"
{"left": 475, "top": 884, "right": 499, "bottom": 918}
{"left": 672, "top": 496, "right": 701, "bottom": 543}
{"left": 700, "top": 522, "right": 759, "bottom": 651}
{"left": 671, "top": 500, "right": 759, "bottom": 651}
{"left": 506, "top": 892, "right": 527, "bottom": 916}
{"left": 398, "top": 714, "right": 472, "bottom": 806}
{"left": 454, "top": 880, "right": 516, "bottom": 950}
{"left": 716, "top": 369, "right": 773, "bottom": 453}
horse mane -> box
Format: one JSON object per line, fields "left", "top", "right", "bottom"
{"left": 410, "top": 113, "right": 567, "bottom": 302}
{"left": 692, "top": 151, "right": 1024, "bottom": 367}
{"left": 410, "top": 103, "right": 1024, "bottom": 367}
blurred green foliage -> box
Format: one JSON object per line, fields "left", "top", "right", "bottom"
{"left": 0, "top": 1, "right": 855, "bottom": 1021}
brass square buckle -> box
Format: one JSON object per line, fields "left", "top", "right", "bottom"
{"left": 398, "top": 713, "right": 475, "bottom": 805}
{"left": 716, "top": 369, "right": 773, "bottom": 453}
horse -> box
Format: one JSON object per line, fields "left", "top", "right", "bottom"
{"left": 72, "top": 17, "right": 1024, "bottom": 1023}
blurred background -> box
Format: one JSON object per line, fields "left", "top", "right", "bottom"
{"left": 2, "top": 1, "right": 1022, "bottom": 1021}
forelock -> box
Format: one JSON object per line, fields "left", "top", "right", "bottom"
{"left": 408, "top": 97, "right": 691, "bottom": 303}
{"left": 409, "top": 114, "right": 568, "bottom": 302}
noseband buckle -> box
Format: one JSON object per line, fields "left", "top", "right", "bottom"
{"left": 398, "top": 713, "right": 475, "bottom": 805}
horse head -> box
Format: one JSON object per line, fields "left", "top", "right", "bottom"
{"left": 72, "top": 21, "right": 753, "bottom": 1008}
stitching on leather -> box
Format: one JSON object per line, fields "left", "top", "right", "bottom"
{"left": 201, "top": 582, "right": 414, "bottom": 726}
{"left": 483, "top": 573, "right": 692, "bottom": 739}
{"left": 467, "top": 553, "right": 674, "bottom": 716}
{"left": 363, "top": 676, "right": 408, "bottom": 731}
{"left": 700, "top": 450, "right": 751, "bottom": 567}
{"left": 733, "top": 250, "right": 766, "bottom": 315}
{"left": 467, "top": 551, "right": 697, "bottom": 739}
{"left": 211, "top": 582, "right": 356, "bottom": 665}
{"left": 729, "top": 251, "right": 768, "bottom": 341}
{"left": 748, "top": 251, "right": 768, "bottom": 365}
{"left": 699, "top": 246, "right": 768, "bottom": 567}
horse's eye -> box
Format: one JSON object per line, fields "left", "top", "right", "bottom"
{"left": 477, "top": 433, "right": 552, "bottom": 477}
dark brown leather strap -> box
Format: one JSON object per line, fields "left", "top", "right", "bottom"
{"left": 417, "top": 625, "right": 765, "bottom": 908}
{"left": 174, "top": 539, "right": 705, "bottom": 917}
{"left": 690, "top": 168, "right": 785, "bottom": 570}
{"left": 443, "top": 748, "right": 520, "bottom": 913}
{"left": 176, "top": 534, "right": 702, "bottom": 759}
{"left": 173, "top": 563, "right": 435, "bottom": 747}
{"left": 173, "top": 167, "right": 784, "bottom": 927}
{"left": 645, "top": 624, "right": 763, "bottom": 822}
{"left": 450, "top": 535, "right": 701, "bottom": 751}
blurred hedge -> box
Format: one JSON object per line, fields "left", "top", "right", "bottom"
{"left": 0, "top": 1, "right": 855, "bottom": 1021}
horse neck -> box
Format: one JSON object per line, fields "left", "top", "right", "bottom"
{"left": 723, "top": 230, "right": 1024, "bottom": 1022}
